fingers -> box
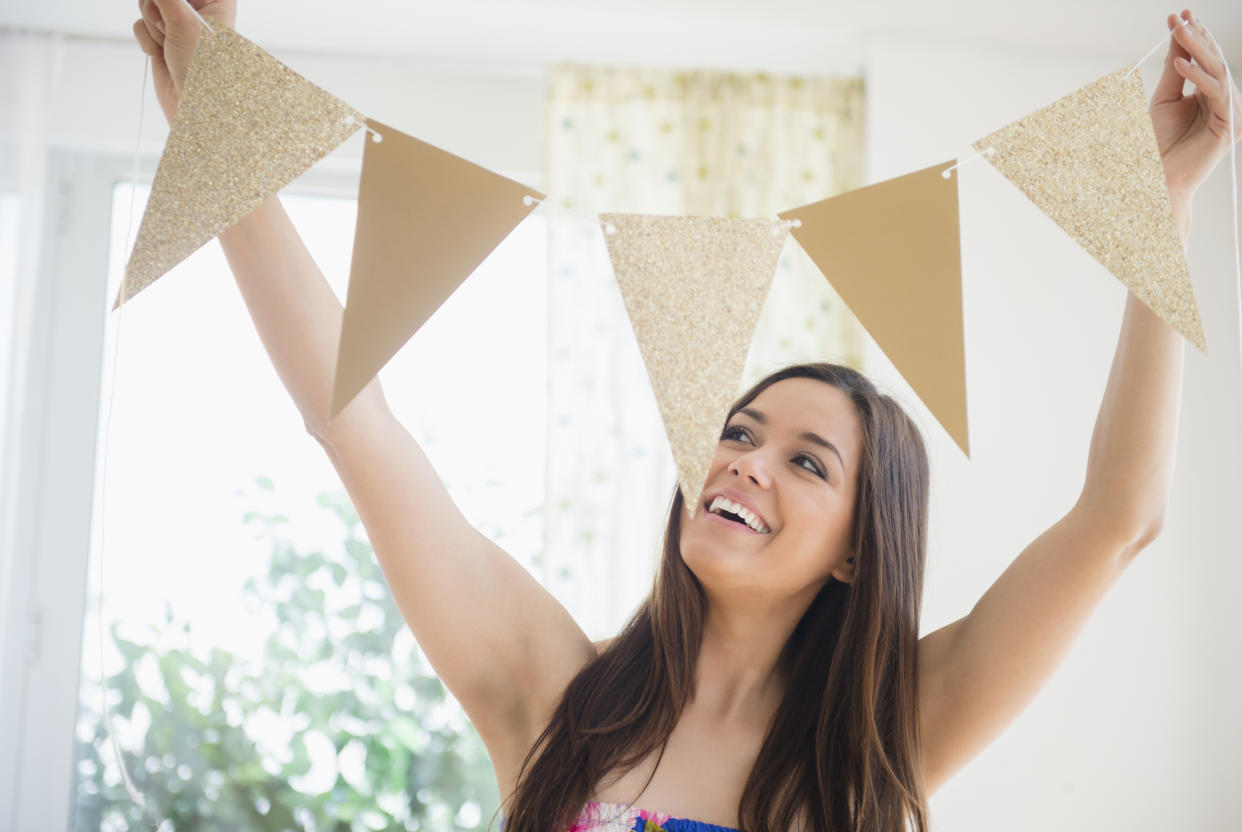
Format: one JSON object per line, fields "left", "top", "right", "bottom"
{"left": 132, "top": 18, "right": 163, "bottom": 57}
{"left": 1170, "top": 10, "right": 1226, "bottom": 85}
{"left": 1191, "top": 15, "right": 1242, "bottom": 133}
{"left": 1173, "top": 49, "right": 1218, "bottom": 96}
{"left": 1152, "top": 14, "right": 1193, "bottom": 104}
{"left": 148, "top": 0, "right": 200, "bottom": 32}
{"left": 1171, "top": 9, "right": 1242, "bottom": 137}
{"left": 137, "top": 0, "right": 165, "bottom": 48}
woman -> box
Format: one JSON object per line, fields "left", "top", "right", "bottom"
{"left": 132, "top": 2, "right": 1241, "bottom": 830}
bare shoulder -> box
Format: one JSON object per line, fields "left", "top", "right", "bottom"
{"left": 593, "top": 637, "right": 616, "bottom": 655}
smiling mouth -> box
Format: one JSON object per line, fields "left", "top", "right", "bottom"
{"left": 705, "top": 510, "right": 765, "bottom": 534}
{"left": 701, "top": 499, "right": 769, "bottom": 534}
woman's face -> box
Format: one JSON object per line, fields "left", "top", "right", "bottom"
{"left": 679, "top": 377, "right": 864, "bottom": 603}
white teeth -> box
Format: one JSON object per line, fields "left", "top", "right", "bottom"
{"left": 707, "top": 496, "right": 769, "bottom": 533}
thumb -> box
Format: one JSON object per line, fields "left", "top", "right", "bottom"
{"left": 147, "top": 0, "right": 204, "bottom": 36}
{"left": 142, "top": 0, "right": 213, "bottom": 93}
{"left": 1152, "top": 20, "right": 1191, "bottom": 105}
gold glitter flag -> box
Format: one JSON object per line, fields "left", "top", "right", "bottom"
{"left": 973, "top": 66, "right": 1205, "bottom": 351}
{"left": 115, "top": 20, "right": 362, "bottom": 309}
{"left": 330, "top": 120, "right": 543, "bottom": 419}
{"left": 781, "top": 163, "right": 969, "bottom": 456}
{"left": 601, "top": 214, "right": 788, "bottom": 517}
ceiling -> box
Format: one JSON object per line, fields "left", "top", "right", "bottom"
{"left": 4, "top": 0, "right": 1241, "bottom": 75}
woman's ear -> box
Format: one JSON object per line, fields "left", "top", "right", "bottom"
{"left": 830, "top": 555, "right": 856, "bottom": 585}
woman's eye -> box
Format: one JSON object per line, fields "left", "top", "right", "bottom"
{"left": 721, "top": 426, "right": 827, "bottom": 480}
{"left": 796, "top": 455, "right": 827, "bottom": 479}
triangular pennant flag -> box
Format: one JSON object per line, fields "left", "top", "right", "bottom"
{"left": 779, "top": 162, "right": 969, "bottom": 456}
{"left": 329, "top": 119, "right": 544, "bottom": 419}
{"left": 601, "top": 214, "right": 788, "bottom": 517}
{"left": 972, "top": 66, "right": 1205, "bottom": 352}
{"left": 116, "top": 20, "right": 362, "bottom": 309}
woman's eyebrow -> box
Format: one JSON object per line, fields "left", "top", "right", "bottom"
{"left": 736, "top": 407, "right": 846, "bottom": 470}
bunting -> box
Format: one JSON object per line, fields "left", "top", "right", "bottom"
{"left": 601, "top": 214, "right": 789, "bottom": 517}
{"left": 780, "top": 162, "right": 969, "bottom": 456}
{"left": 330, "top": 120, "right": 543, "bottom": 419}
{"left": 114, "top": 24, "right": 1226, "bottom": 458}
{"left": 116, "top": 20, "right": 362, "bottom": 309}
{"left": 973, "top": 65, "right": 1205, "bottom": 351}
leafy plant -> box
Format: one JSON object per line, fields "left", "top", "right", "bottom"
{"left": 73, "top": 479, "right": 502, "bottom": 832}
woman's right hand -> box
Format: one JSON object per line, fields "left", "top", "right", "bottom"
{"left": 132, "top": 0, "right": 237, "bottom": 123}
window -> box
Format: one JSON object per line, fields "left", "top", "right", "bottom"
{"left": 73, "top": 181, "right": 547, "bottom": 832}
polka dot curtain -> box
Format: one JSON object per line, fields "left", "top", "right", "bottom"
{"left": 542, "top": 66, "right": 868, "bottom": 638}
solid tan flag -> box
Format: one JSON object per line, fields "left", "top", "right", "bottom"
{"left": 780, "top": 162, "right": 969, "bottom": 456}
{"left": 601, "top": 214, "right": 789, "bottom": 517}
{"left": 330, "top": 119, "right": 543, "bottom": 419}
{"left": 116, "top": 20, "right": 362, "bottom": 309}
{"left": 973, "top": 66, "right": 1205, "bottom": 352}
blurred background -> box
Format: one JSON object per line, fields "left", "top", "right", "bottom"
{"left": 2, "top": 1, "right": 1241, "bottom": 830}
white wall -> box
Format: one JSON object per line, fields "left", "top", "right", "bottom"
{"left": 865, "top": 31, "right": 1241, "bottom": 831}
{"left": 7, "top": 23, "right": 1241, "bottom": 831}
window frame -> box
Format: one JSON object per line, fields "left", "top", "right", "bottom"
{"left": 0, "top": 148, "right": 119, "bottom": 832}
{"left": 0, "top": 148, "right": 385, "bottom": 831}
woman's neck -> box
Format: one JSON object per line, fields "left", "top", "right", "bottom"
{"left": 691, "top": 590, "right": 813, "bottom": 726}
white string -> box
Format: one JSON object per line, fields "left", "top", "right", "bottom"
{"left": 522, "top": 195, "right": 617, "bottom": 233}
{"left": 522, "top": 194, "right": 800, "bottom": 236}
{"left": 1125, "top": 29, "right": 1181, "bottom": 79}
{"left": 1200, "top": 28, "right": 1242, "bottom": 377}
{"left": 942, "top": 147, "right": 995, "bottom": 179}
{"left": 344, "top": 114, "right": 383, "bottom": 142}
{"left": 179, "top": 0, "right": 216, "bottom": 34}
{"left": 100, "top": 54, "right": 165, "bottom": 829}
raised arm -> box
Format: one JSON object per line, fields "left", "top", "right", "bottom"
{"left": 134, "top": 0, "right": 600, "bottom": 782}
{"left": 915, "top": 9, "right": 1242, "bottom": 795}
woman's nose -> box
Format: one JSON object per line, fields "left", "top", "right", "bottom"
{"left": 729, "top": 452, "right": 772, "bottom": 487}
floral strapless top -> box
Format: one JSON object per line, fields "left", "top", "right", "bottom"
{"left": 500, "top": 799, "right": 743, "bottom": 832}
{"left": 568, "top": 800, "right": 742, "bottom": 832}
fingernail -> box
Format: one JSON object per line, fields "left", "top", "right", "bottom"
{"left": 155, "top": 20, "right": 164, "bottom": 33}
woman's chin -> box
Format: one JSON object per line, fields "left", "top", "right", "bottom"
{"left": 679, "top": 538, "right": 761, "bottom": 584}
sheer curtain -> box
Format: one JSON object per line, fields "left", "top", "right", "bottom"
{"left": 541, "top": 66, "right": 867, "bottom": 638}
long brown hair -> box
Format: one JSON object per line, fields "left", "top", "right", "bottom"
{"left": 502, "top": 362, "right": 931, "bottom": 832}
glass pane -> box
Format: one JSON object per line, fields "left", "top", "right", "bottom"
{"left": 73, "top": 183, "right": 547, "bottom": 832}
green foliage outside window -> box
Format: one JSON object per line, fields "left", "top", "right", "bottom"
{"left": 73, "top": 479, "right": 502, "bottom": 832}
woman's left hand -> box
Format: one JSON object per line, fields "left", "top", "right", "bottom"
{"left": 1149, "top": 9, "right": 1242, "bottom": 208}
